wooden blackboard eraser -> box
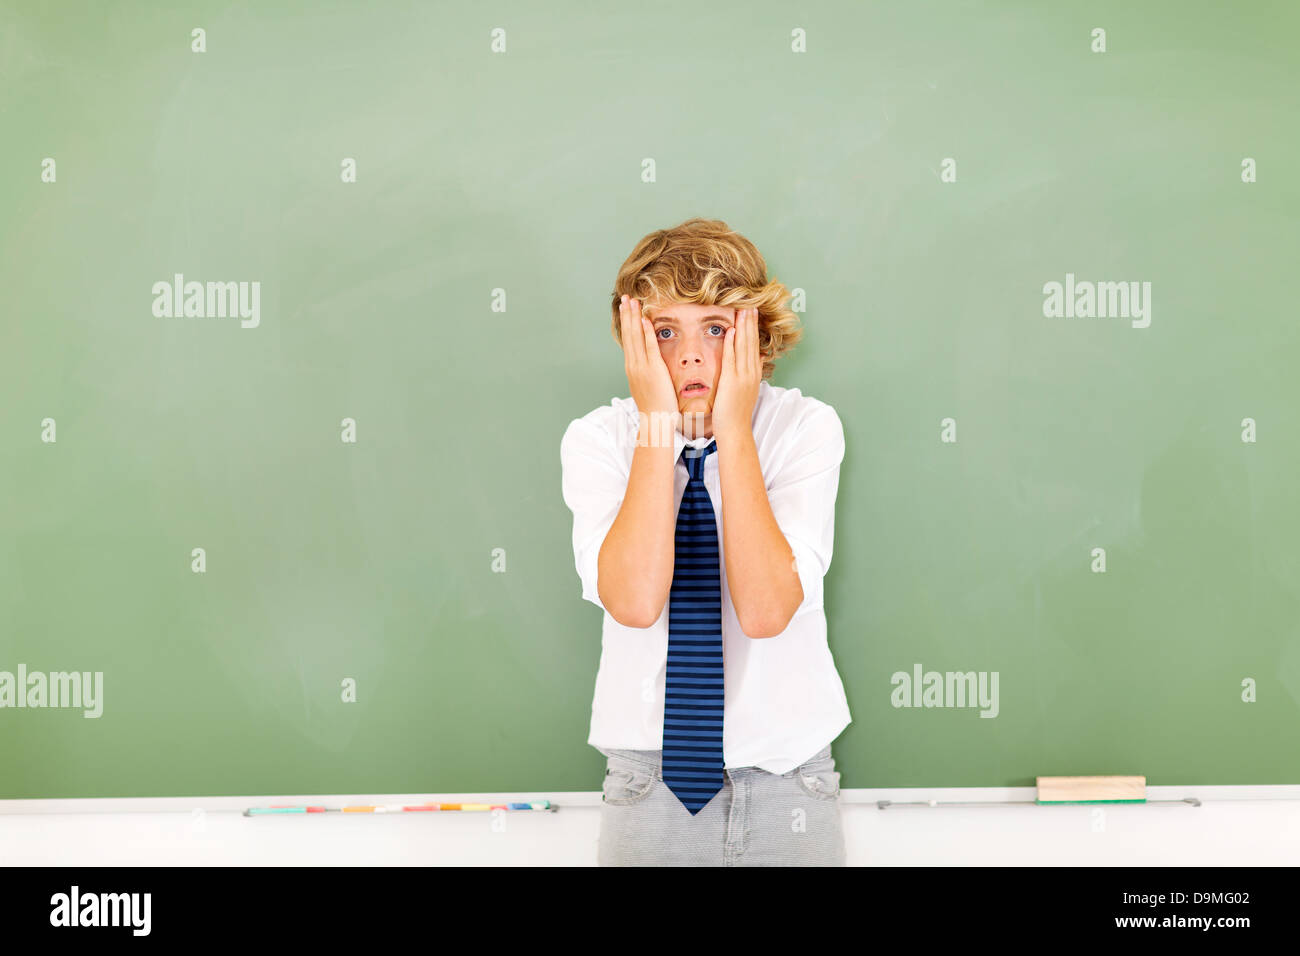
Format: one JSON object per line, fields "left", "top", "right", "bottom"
{"left": 1036, "top": 775, "right": 1146, "bottom": 804}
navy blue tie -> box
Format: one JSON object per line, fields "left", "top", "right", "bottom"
{"left": 662, "top": 439, "right": 724, "bottom": 815}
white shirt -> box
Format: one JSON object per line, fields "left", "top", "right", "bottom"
{"left": 559, "top": 379, "right": 851, "bottom": 773}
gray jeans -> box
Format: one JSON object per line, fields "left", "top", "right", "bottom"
{"left": 595, "top": 744, "right": 847, "bottom": 866}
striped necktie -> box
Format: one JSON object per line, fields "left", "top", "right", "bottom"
{"left": 662, "top": 438, "right": 724, "bottom": 815}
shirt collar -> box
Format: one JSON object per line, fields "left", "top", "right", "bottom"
{"left": 675, "top": 430, "right": 712, "bottom": 462}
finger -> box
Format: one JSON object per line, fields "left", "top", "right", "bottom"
{"left": 736, "top": 309, "right": 749, "bottom": 378}
{"left": 622, "top": 295, "right": 646, "bottom": 368}
{"left": 619, "top": 295, "right": 636, "bottom": 363}
{"left": 745, "top": 308, "right": 758, "bottom": 378}
{"left": 637, "top": 299, "right": 660, "bottom": 366}
{"left": 734, "top": 308, "right": 749, "bottom": 379}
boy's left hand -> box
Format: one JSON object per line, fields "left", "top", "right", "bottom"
{"left": 710, "top": 308, "right": 762, "bottom": 441}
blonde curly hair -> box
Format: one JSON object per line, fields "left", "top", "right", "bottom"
{"left": 610, "top": 217, "right": 802, "bottom": 381}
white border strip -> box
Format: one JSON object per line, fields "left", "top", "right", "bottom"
{"left": 2, "top": 784, "right": 1299, "bottom": 815}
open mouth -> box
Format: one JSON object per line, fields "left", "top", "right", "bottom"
{"left": 681, "top": 382, "right": 708, "bottom": 395}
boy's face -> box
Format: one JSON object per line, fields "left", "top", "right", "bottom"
{"left": 643, "top": 301, "right": 736, "bottom": 418}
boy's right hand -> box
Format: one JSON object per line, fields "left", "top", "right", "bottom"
{"left": 619, "top": 294, "right": 680, "bottom": 422}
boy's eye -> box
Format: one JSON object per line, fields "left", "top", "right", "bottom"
{"left": 654, "top": 325, "right": 728, "bottom": 339}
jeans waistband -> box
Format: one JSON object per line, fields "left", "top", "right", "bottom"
{"left": 597, "top": 744, "right": 833, "bottom": 775}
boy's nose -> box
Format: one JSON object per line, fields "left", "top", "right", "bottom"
{"left": 678, "top": 337, "right": 707, "bottom": 362}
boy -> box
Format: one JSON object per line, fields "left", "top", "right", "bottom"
{"left": 560, "top": 218, "right": 850, "bottom": 865}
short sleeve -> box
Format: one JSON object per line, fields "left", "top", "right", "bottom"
{"left": 560, "top": 417, "right": 629, "bottom": 612}
{"left": 765, "top": 403, "right": 845, "bottom": 617}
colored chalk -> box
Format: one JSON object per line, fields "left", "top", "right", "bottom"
{"left": 246, "top": 799, "right": 555, "bottom": 814}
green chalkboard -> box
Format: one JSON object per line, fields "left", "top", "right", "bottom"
{"left": 2, "top": 0, "right": 1298, "bottom": 800}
